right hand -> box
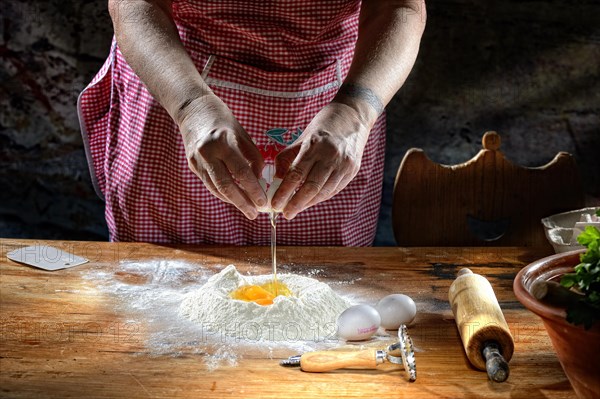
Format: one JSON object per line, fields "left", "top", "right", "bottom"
{"left": 178, "top": 95, "right": 267, "bottom": 219}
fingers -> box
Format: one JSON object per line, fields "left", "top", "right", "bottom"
{"left": 187, "top": 157, "right": 230, "bottom": 203}
{"left": 282, "top": 162, "right": 335, "bottom": 219}
{"left": 305, "top": 169, "right": 345, "bottom": 209}
{"left": 202, "top": 175, "right": 231, "bottom": 204}
{"left": 271, "top": 144, "right": 314, "bottom": 212}
{"left": 203, "top": 160, "right": 259, "bottom": 220}
{"left": 332, "top": 171, "right": 356, "bottom": 198}
{"left": 222, "top": 145, "right": 268, "bottom": 209}
{"left": 186, "top": 125, "right": 268, "bottom": 218}
{"left": 312, "top": 170, "right": 357, "bottom": 207}
{"left": 238, "top": 134, "right": 266, "bottom": 184}
{"left": 273, "top": 142, "right": 301, "bottom": 179}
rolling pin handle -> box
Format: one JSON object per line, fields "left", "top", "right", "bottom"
{"left": 482, "top": 341, "right": 510, "bottom": 382}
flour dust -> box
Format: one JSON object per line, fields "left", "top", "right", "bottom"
{"left": 82, "top": 259, "right": 367, "bottom": 370}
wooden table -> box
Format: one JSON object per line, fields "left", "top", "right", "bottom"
{"left": 0, "top": 239, "right": 574, "bottom": 398}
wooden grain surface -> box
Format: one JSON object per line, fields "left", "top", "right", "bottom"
{"left": 0, "top": 239, "right": 573, "bottom": 398}
{"left": 392, "top": 131, "right": 584, "bottom": 247}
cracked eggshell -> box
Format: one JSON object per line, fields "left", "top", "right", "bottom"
{"left": 257, "top": 177, "right": 283, "bottom": 213}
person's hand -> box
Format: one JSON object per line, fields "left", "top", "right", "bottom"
{"left": 179, "top": 95, "right": 267, "bottom": 219}
{"left": 271, "top": 102, "right": 372, "bottom": 219}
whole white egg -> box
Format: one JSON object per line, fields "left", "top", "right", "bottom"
{"left": 375, "top": 294, "right": 417, "bottom": 329}
{"left": 336, "top": 304, "right": 381, "bottom": 341}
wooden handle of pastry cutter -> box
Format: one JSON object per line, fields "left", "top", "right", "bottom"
{"left": 448, "top": 268, "right": 514, "bottom": 382}
{"left": 300, "top": 350, "right": 380, "bottom": 372}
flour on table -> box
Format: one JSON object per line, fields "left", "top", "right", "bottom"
{"left": 179, "top": 265, "right": 351, "bottom": 341}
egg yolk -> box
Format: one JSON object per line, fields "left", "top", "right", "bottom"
{"left": 230, "top": 281, "right": 292, "bottom": 306}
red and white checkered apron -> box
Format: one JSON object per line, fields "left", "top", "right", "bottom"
{"left": 78, "top": 0, "right": 386, "bottom": 246}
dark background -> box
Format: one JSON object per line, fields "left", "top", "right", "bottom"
{"left": 1, "top": 0, "right": 599, "bottom": 245}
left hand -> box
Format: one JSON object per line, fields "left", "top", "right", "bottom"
{"left": 271, "top": 102, "right": 372, "bottom": 219}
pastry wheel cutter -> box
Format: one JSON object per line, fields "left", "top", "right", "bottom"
{"left": 280, "top": 325, "right": 417, "bottom": 381}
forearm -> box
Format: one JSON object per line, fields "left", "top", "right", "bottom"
{"left": 108, "top": 0, "right": 212, "bottom": 125}
{"left": 333, "top": 0, "right": 426, "bottom": 126}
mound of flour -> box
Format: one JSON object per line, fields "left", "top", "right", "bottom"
{"left": 179, "top": 265, "right": 351, "bottom": 342}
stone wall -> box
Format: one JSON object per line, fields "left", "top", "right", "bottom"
{"left": 1, "top": 0, "right": 598, "bottom": 245}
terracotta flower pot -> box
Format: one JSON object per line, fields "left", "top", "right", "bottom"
{"left": 514, "top": 250, "right": 600, "bottom": 399}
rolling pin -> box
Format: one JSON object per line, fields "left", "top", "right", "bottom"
{"left": 448, "top": 268, "right": 514, "bottom": 382}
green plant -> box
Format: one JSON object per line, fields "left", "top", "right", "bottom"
{"left": 560, "top": 218, "right": 600, "bottom": 329}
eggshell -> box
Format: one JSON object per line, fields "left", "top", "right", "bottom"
{"left": 375, "top": 294, "right": 417, "bottom": 329}
{"left": 336, "top": 304, "right": 381, "bottom": 341}
{"left": 267, "top": 178, "right": 283, "bottom": 205}
{"left": 257, "top": 177, "right": 283, "bottom": 213}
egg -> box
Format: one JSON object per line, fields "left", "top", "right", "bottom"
{"left": 375, "top": 294, "right": 417, "bottom": 329}
{"left": 336, "top": 304, "right": 381, "bottom": 341}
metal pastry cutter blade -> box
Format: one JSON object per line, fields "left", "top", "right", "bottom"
{"left": 387, "top": 324, "right": 417, "bottom": 381}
